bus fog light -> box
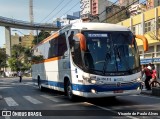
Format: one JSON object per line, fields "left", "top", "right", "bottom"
{"left": 91, "top": 80, "right": 96, "bottom": 84}
{"left": 136, "top": 78, "right": 141, "bottom": 82}
{"left": 91, "top": 89, "right": 97, "bottom": 94}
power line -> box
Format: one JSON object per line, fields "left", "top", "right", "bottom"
{"left": 59, "top": 1, "right": 79, "bottom": 18}
{"left": 101, "top": 0, "right": 147, "bottom": 23}
{"left": 40, "top": 0, "right": 65, "bottom": 23}
{"left": 45, "top": 0, "right": 73, "bottom": 23}
{"left": 97, "top": 0, "right": 119, "bottom": 19}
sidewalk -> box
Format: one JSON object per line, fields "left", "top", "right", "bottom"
{"left": 141, "top": 88, "right": 160, "bottom": 97}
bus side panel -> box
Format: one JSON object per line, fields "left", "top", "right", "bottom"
{"left": 32, "top": 63, "right": 46, "bottom": 84}
{"left": 44, "top": 60, "right": 62, "bottom": 91}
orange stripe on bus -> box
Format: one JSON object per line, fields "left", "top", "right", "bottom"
{"left": 42, "top": 32, "right": 59, "bottom": 44}
{"left": 33, "top": 32, "right": 59, "bottom": 49}
{"left": 33, "top": 56, "right": 61, "bottom": 64}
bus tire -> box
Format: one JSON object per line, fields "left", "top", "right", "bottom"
{"left": 38, "top": 76, "right": 44, "bottom": 91}
{"left": 66, "top": 80, "right": 75, "bottom": 100}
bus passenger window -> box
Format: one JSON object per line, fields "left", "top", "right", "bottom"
{"left": 48, "top": 38, "right": 58, "bottom": 58}
{"left": 58, "top": 33, "right": 67, "bottom": 56}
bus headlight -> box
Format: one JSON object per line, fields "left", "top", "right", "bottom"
{"left": 132, "top": 78, "right": 142, "bottom": 82}
{"left": 136, "top": 78, "right": 141, "bottom": 82}
{"left": 82, "top": 75, "right": 97, "bottom": 84}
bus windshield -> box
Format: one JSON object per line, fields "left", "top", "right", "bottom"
{"left": 81, "top": 31, "right": 140, "bottom": 73}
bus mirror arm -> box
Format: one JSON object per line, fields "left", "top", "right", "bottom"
{"left": 75, "top": 33, "right": 87, "bottom": 51}
{"left": 135, "top": 35, "right": 148, "bottom": 52}
{"left": 62, "top": 53, "right": 68, "bottom": 59}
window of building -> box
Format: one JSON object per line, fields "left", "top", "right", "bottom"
{"left": 145, "top": 19, "right": 155, "bottom": 33}
{"left": 139, "top": 51, "right": 143, "bottom": 54}
{"left": 157, "top": 45, "right": 160, "bottom": 51}
{"left": 144, "top": 46, "right": 154, "bottom": 58}
{"left": 158, "top": 17, "right": 160, "bottom": 28}
{"left": 132, "top": 24, "right": 142, "bottom": 35}
{"left": 157, "top": 45, "right": 160, "bottom": 57}
{"left": 132, "top": 26, "right": 136, "bottom": 34}
{"left": 19, "top": 37, "right": 22, "bottom": 42}
{"left": 139, "top": 50, "right": 144, "bottom": 58}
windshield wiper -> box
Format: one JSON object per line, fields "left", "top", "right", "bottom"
{"left": 102, "top": 52, "right": 111, "bottom": 75}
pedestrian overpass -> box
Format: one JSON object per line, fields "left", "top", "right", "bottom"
{"left": 0, "top": 16, "right": 60, "bottom": 56}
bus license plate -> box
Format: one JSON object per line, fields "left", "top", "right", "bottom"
{"left": 113, "top": 90, "right": 123, "bottom": 93}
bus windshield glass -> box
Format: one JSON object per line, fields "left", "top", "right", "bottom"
{"left": 81, "top": 31, "right": 139, "bottom": 73}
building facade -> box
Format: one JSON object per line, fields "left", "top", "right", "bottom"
{"left": 117, "top": 6, "right": 160, "bottom": 78}
{"left": 80, "top": 0, "right": 92, "bottom": 21}
{"left": 80, "top": 0, "right": 113, "bottom": 22}
{"left": 119, "top": 0, "right": 138, "bottom": 7}
{"left": 57, "top": 12, "right": 81, "bottom": 27}
{"left": 146, "top": 0, "right": 160, "bottom": 10}
{"left": 11, "top": 33, "right": 34, "bottom": 48}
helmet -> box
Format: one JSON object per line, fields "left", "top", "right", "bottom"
{"left": 147, "top": 66, "right": 152, "bottom": 70}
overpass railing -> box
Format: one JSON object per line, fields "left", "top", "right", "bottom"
{"left": 0, "top": 16, "right": 59, "bottom": 29}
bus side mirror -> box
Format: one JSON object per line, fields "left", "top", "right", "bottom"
{"left": 135, "top": 35, "right": 148, "bottom": 51}
{"left": 75, "top": 33, "right": 87, "bottom": 51}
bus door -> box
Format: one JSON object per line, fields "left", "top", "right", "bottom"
{"left": 58, "top": 32, "right": 70, "bottom": 86}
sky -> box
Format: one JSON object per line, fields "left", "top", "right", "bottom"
{"left": 0, "top": 0, "right": 81, "bottom": 47}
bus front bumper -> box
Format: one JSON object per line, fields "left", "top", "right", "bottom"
{"left": 72, "top": 89, "right": 141, "bottom": 98}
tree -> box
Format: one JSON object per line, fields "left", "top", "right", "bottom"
{"left": 8, "top": 44, "right": 32, "bottom": 72}
{"left": 32, "top": 30, "right": 50, "bottom": 45}
{"left": 0, "top": 48, "right": 8, "bottom": 71}
{"left": 8, "top": 58, "right": 21, "bottom": 71}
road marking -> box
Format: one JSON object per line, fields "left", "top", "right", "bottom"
{"left": 23, "top": 82, "right": 34, "bottom": 85}
{"left": 84, "top": 102, "right": 139, "bottom": 119}
{"left": 40, "top": 95, "right": 62, "bottom": 102}
{"left": 23, "top": 96, "right": 42, "bottom": 104}
{"left": 4, "top": 97, "right": 19, "bottom": 107}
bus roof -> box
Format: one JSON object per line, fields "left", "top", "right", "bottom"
{"left": 33, "top": 23, "right": 131, "bottom": 49}
{"left": 70, "top": 22, "right": 130, "bottom": 31}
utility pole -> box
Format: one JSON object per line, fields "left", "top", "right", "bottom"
{"left": 29, "top": 0, "right": 34, "bottom": 35}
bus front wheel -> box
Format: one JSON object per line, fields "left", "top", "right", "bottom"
{"left": 66, "top": 81, "right": 75, "bottom": 100}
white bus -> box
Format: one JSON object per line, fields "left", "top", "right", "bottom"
{"left": 32, "top": 23, "right": 148, "bottom": 100}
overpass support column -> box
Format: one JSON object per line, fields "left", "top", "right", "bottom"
{"left": 5, "top": 26, "right": 11, "bottom": 56}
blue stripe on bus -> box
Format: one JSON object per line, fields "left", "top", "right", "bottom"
{"left": 33, "top": 79, "right": 140, "bottom": 92}
{"left": 71, "top": 83, "right": 140, "bottom": 92}
{"left": 48, "top": 81, "right": 64, "bottom": 88}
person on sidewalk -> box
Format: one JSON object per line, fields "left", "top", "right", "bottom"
{"left": 150, "top": 65, "right": 157, "bottom": 87}
{"left": 144, "top": 65, "right": 152, "bottom": 90}
{"left": 18, "top": 71, "right": 23, "bottom": 82}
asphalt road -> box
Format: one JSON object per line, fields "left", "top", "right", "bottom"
{"left": 0, "top": 77, "right": 160, "bottom": 119}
